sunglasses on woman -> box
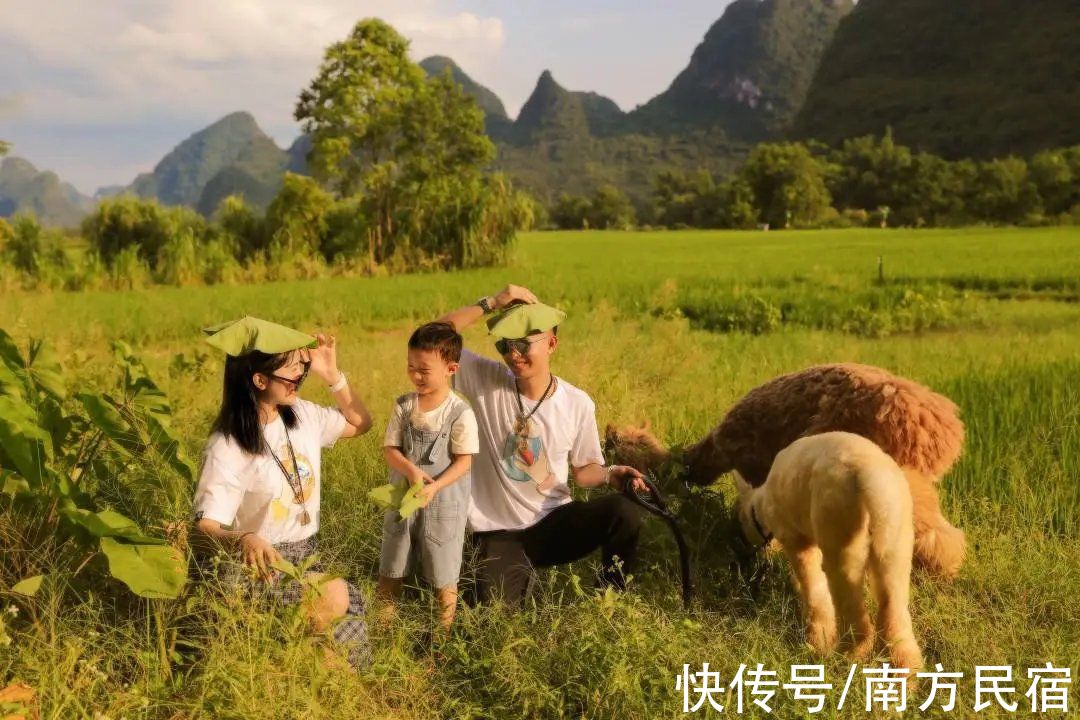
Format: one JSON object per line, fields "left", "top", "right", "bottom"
{"left": 270, "top": 362, "right": 311, "bottom": 390}
{"left": 495, "top": 335, "right": 546, "bottom": 356}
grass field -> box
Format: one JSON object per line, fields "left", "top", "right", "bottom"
{"left": 1, "top": 227, "right": 1078, "bottom": 718}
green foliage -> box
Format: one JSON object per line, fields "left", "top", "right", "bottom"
{"left": 295, "top": 19, "right": 427, "bottom": 197}
{"left": 795, "top": 0, "right": 1080, "bottom": 159}
{"left": 551, "top": 185, "right": 635, "bottom": 230}
{"left": 265, "top": 173, "right": 333, "bottom": 257}
{"left": 109, "top": 245, "right": 152, "bottom": 290}
{"left": 1, "top": 228, "right": 1077, "bottom": 717}
{"left": 967, "top": 157, "right": 1042, "bottom": 224}
{"left": 740, "top": 142, "right": 832, "bottom": 227}
{"left": 294, "top": 18, "right": 517, "bottom": 270}
{"left": 82, "top": 195, "right": 208, "bottom": 267}
{"left": 213, "top": 194, "right": 266, "bottom": 259}
{"left": 3, "top": 214, "right": 45, "bottom": 274}
{"left": 0, "top": 330, "right": 189, "bottom": 598}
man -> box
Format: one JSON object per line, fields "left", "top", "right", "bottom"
{"left": 439, "top": 284, "right": 647, "bottom": 604}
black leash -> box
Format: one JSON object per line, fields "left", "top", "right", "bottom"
{"left": 621, "top": 474, "right": 693, "bottom": 609}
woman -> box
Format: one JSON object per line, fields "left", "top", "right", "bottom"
{"left": 192, "top": 316, "right": 373, "bottom": 668}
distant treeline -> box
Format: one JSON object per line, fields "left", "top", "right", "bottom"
{"left": 0, "top": 173, "right": 533, "bottom": 292}
{"left": 547, "top": 132, "right": 1080, "bottom": 230}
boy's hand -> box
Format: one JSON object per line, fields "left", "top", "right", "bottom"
{"left": 408, "top": 467, "right": 434, "bottom": 487}
{"left": 417, "top": 482, "right": 440, "bottom": 507}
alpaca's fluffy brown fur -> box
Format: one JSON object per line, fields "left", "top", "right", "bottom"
{"left": 737, "top": 432, "right": 923, "bottom": 671}
{"left": 605, "top": 363, "right": 966, "bottom": 577}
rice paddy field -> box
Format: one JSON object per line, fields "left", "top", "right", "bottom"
{"left": 1, "top": 227, "right": 1078, "bottom": 718}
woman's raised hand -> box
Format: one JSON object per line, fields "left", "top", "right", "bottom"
{"left": 306, "top": 333, "right": 340, "bottom": 384}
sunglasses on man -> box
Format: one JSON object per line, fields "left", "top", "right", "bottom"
{"left": 495, "top": 335, "right": 547, "bottom": 356}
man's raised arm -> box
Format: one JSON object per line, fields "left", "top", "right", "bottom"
{"left": 439, "top": 284, "right": 539, "bottom": 331}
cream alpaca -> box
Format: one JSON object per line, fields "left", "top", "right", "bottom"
{"left": 737, "top": 432, "right": 923, "bottom": 671}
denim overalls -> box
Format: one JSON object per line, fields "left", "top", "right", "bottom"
{"left": 378, "top": 393, "right": 472, "bottom": 589}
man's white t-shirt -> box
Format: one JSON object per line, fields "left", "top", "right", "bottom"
{"left": 455, "top": 349, "right": 605, "bottom": 532}
{"left": 383, "top": 391, "right": 480, "bottom": 455}
{"left": 193, "top": 399, "right": 347, "bottom": 544}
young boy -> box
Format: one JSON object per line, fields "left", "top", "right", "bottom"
{"left": 377, "top": 322, "right": 478, "bottom": 627}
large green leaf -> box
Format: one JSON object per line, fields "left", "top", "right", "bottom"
{"left": 398, "top": 483, "right": 426, "bottom": 520}
{"left": 11, "top": 575, "right": 44, "bottom": 596}
{"left": 0, "top": 329, "right": 23, "bottom": 373}
{"left": 367, "top": 482, "right": 407, "bottom": 510}
{"left": 145, "top": 413, "right": 194, "bottom": 482}
{"left": 77, "top": 393, "right": 141, "bottom": 455}
{"left": 99, "top": 537, "right": 187, "bottom": 599}
{"left": 0, "top": 396, "right": 53, "bottom": 485}
{"left": 63, "top": 508, "right": 164, "bottom": 544}
{"left": 26, "top": 338, "right": 66, "bottom": 400}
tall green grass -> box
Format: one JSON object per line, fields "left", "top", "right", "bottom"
{"left": 1, "top": 227, "right": 1078, "bottom": 718}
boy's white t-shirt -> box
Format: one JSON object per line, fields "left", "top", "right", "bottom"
{"left": 194, "top": 398, "right": 347, "bottom": 544}
{"left": 383, "top": 391, "right": 480, "bottom": 455}
{"left": 455, "top": 349, "right": 605, "bottom": 532}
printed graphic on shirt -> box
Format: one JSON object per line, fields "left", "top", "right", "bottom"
{"left": 268, "top": 444, "right": 315, "bottom": 523}
{"left": 500, "top": 417, "right": 557, "bottom": 494}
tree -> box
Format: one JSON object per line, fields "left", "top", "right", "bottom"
{"left": 740, "top": 142, "right": 832, "bottom": 228}
{"left": 0, "top": 140, "right": 9, "bottom": 157}
{"left": 264, "top": 173, "right": 333, "bottom": 257}
{"left": 295, "top": 18, "right": 500, "bottom": 266}
{"left": 587, "top": 184, "right": 635, "bottom": 229}
{"left": 82, "top": 196, "right": 207, "bottom": 267}
{"left": 213, "top": 194, "right": 266, "bottom": 259}
{"left": 967, "top": 157, "right": 1041, "bottom": 224}
{"left": 551, "top": 193, "right": 591, "bottom": 229}
{"left": 1030, "top": 147, "right": 1080, "bottom": 216}
{"left": 828, "top": 130, "right": 916, "bottom": 220}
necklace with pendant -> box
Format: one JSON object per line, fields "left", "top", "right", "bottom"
{"left": 266, "top": 425, "right": 311, "bottom": 525}
{"left": 512, "top": 374, "right": 556, "bottom": 478}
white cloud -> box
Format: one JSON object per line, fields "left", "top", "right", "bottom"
{"left": 0, "top": 1, "right": 505, "bottom": 134}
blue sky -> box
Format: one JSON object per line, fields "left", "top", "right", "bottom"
{"left": 0, "top": 1, "right": 731, "bottom": 195}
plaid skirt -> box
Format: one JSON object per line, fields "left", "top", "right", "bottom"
{"left": 218, "top": 534, "right": 371, "bottom": 669}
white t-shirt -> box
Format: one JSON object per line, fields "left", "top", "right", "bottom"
{"left": 383, "top": 391, "right": 480, "bottom": 455}
{"left": 455, "top": 349, "right": 605, "bottom": 532}
{"left": 193, "top": 399, "right": 347, "bottom": 544}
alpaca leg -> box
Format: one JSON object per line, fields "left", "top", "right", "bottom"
{"left": 906, "top": 470, "right": 966, "bottom": 578}
{"left": 787, "top": 544, "right": 837, "bottom": 655}
{"left": 820, "top": 532, "right": 874, "bottom": 661}
{"left": 870, "top": 523, "right": 923, "bottom": 671}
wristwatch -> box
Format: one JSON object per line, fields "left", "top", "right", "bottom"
{"left": 477, "top": 296, "right": 495, "bottom": 314}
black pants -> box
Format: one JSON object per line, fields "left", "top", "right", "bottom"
{"left": 469, "top": 494, "right": 643, "bottom": 606}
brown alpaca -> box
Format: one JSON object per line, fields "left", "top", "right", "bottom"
{"left": 605, "top": 363, "right": 966, "bottom": 577}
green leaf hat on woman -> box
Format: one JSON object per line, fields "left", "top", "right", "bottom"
{"left": 202, "top": 316, "right": 317, "bottom": 357}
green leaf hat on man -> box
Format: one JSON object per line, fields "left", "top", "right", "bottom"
{"left": 486, "top": 302, "right": 566, "bottom": 339}
{"left": 202, "top": 316, "right": 317, "bottom": 357}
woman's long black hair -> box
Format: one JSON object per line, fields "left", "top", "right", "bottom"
{"left": 211, "top": 350, "right": 298, "bottom": 455}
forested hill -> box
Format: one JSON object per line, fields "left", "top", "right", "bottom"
{"left": 629, "top": 0, "right": 853, "bottom": 140}
{"left": 0, "top": 157, "right": 93, "bottom": 227}
{"left": 793, "top": 0, "right": 1080, "bottom": 158}
{"left": 128, "top": 112, "right": 288, "bottom": 213}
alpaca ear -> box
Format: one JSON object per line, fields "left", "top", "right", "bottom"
{"left": 640, "top": 419, "right": 651, "bottom": 431}
{"left": 604, "top": 423, "right": 617, "bottom": 437}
